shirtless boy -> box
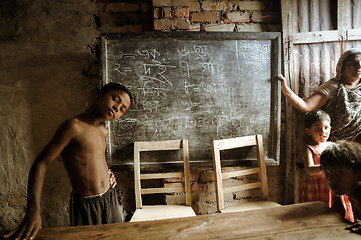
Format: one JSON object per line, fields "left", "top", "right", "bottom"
{"left": 4, "top": 82, "right": 132, "bottom": 240}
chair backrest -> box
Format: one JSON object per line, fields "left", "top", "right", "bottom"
{"left": 134, "top": 139, "right": 191, "bottom": 209}
{"left": 212, "top": 135, "right": 269, "bottom": 212}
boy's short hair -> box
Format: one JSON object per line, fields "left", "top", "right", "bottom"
{"left": 304, "top": 110, "right": 331, "bottom": 128}
{"left": 320, "top": 140, "right": 361, "bottom": 172}
{"left": 100, "top": 82, "right": 133, "bottom": 106}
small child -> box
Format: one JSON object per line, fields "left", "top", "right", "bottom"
{"left": 320, "top": 140, "right": 361, "bottom": 224}
{"left": 4, "top": 82, "right": 132, "bottom": 240}
{"left": 301, "top": 110, "right": 333, "bottom": 205}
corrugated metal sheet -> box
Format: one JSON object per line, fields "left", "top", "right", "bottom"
{"left": 294, "top": 43, "right": 340, "bottom": 97}
{"left": 284, "top": 0, "right": 361, "bottom": 203}
{"left": 295, "top": 0, "right": 334, "bottom": 32}
{"left": 291, "top": 0, "right": 361, "bottom": 96}
{"left": 352, "top": 0, "right": 361, "bottom": 28}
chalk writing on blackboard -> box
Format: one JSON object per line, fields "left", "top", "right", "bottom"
{"left": 102, "top": 32, "right": 281, "bottom": 168}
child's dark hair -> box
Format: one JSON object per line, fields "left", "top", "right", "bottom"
{"left": 320, "top": 140, "right": 361, "bottom": 172}
{"left": 100, "top": 82, "right": 133, "bottom": 106}
{"left": 304, "top": 110, "right": 331, "bottom": 128}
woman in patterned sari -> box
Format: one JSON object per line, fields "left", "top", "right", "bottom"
{"left": 279, "top": 49, "right": 361, "bottom": 222}
{"left": 278, "top": 49, "right": 361, "bottom": 143}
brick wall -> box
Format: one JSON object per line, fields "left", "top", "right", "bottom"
{"left": 95, "top": 0, "right": 283, "bottom": 216}
{"left": 164, "top": 166, "right": 283, "bottom": 215}
{"left": 152, "top": 0, "right": 281, "bottom": 32}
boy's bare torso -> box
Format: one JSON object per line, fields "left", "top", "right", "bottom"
{"left": 61, "top": 117, "right": 110, "bottom": 197}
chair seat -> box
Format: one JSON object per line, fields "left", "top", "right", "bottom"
{"left": 130, "top": 205, "right": 196, "bottom": 222}
{"left": 221, "top": 200, "right": 281, "bottom": 213}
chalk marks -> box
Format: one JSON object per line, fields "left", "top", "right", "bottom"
{"left": 237, "top": 40, "right": 271, "bottom": 63}
{"left": 179, "top": 61, "right": 190, "bottom": 78}
{"left": 106, "top": 38, "right": 273, "bottom": 156}
{"left": 103, "top": 33, "right": 281, "bottom": 165}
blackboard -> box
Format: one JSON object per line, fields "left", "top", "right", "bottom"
{"left": 101, "top": 32, "right": 281, "bottom": 169}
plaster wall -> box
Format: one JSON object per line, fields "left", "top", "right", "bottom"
{"left": 0, "top": 0, "right": 97, "bottom": 230}
{"left": 0, "top": 0, "right": 284, "bottom": 231}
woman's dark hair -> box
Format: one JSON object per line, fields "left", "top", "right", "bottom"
{"left": 320, "top": 140, "right": 361, "bottom": 172}
{"left": 304, "top": 110, "right": 331, "bottom": 129}
{"left": 100, "top": 82, "right": 133, "bottom": 106}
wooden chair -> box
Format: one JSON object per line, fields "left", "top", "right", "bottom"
{"left": 212, "top": 135, "right": 280, "bottom": 213}
{"left": 130, "top": 139, "right": 196, "bottom": 222}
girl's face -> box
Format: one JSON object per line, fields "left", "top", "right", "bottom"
{"left": 305, "top": 119, "right": 331, "bottom": 144}
{"left": 343, "top": 54, "right": 361, "bottom": 82}
{"left": 323, "top": 166, "right": 361, "bottom": 196}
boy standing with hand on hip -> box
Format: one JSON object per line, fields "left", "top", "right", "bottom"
{"left": 4, "top": 82, "right": 132, "bottom": 240}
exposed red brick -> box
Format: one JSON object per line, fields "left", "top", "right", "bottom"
{"left": 191, "top": 12, "right": 217, "bottom": 23}
{"left": 225, "top": 11, "right": 251, "bottom": 23}
{"left": 200, "top": 170, "right": 215, "bottom": 183}
{"left": 164, "top": 177, "right": 181, "bottom": 183}
{"left": 187, "top": 23, "right": 202, "bottom": 31}
{"left": 165, "top": 193, "right": 186, "bottom": 205}
{"left": 191, "top": 182, "right": 199, "bottom": 193}
{"left": 201, "top": 0, "right": 233, "bottom": 11}
{"left": 172, "top": 7, "right": 189, "bottom": 18}
{"left": 189, "top": 1, "right": 201, "bottom": 12}
{"left": 203, "top": 23, "right": 235, "bottom": 32}
{"left": 235, "top": 22, "right": 263, "bottom": 32}
{"left": 235, "top": 1, "right": 267, "bottom": 11}
{"left": 163, "top": 7, "right": 172, "bottom": 18}
{"left": 200, "top": 192, "right": 216, "bottom": 202}
{"left": 190, "top": 169, "right": 200, "bottom": 181}
{"left": 153, "top": 0, "right": 190, "bottom": 7}
{"left": 154, "top": 8, "right": 162, "bottom": 19}
{"left": 164, "top": 182, "right": 182, "bottom": 188}
{"left": 154, "top": 18, "right": 190, "bottom": 30}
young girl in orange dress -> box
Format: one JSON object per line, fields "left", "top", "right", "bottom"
{"left": 301, "top": 110, "right": 334, "bottom": 205}
{"left": 302, "top": 110, "right": 354, "bottom": 222}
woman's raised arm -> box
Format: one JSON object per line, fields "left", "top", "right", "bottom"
{"left": 278, "top": 74, "right": 328, "bottom": 112}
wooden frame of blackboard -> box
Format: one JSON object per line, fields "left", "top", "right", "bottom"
{"left": 101, "top": 32, "right": 281, "bottom": 170}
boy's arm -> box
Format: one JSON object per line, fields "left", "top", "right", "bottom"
{"left": 278, "top": 74, "right": 328, "bottom": 112}
{"left": 4, "top": 119, "right": 77, "bottom": 240}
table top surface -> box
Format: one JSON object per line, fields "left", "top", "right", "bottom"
{"left": 35, "top": 202, "right": 360, "bottom": 240}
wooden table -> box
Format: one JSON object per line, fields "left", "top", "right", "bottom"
{"left": 36, "top": 202, "right": 359, "bottom": 240}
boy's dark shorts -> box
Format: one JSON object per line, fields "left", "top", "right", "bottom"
{"left": 70, "top": 187, "right": 123, "bottom": 226}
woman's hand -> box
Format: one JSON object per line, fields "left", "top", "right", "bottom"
{"left": 278, "top": 74, "right": 288, "bottom": 89}
{"left": 277, "top": 73, "right": 326, "bottom": 112}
